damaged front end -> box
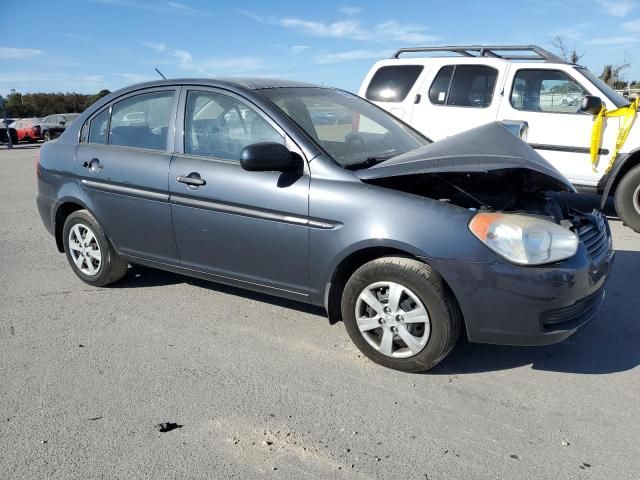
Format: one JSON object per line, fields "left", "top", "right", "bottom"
{"left": 357, "top": 123, "right": 611, "bottom": 265}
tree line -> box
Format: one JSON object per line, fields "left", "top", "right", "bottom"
{"left": 1, "top": 89, "right": 111, "bottom": 118}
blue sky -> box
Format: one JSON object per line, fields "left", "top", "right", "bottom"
{"left": 1, "top": 0, "right": 640, "bottom": 96}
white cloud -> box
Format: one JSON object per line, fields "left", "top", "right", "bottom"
{"left": 237, "top": 9, "right": 263, "bottom": 22}
{"left": 277, "top": 17, "right": 437, "bottom": 43}
{"left": 595, "top": 0, "right": 636, "bottom": 17}
{"left": 338, "top": 6, "right": 363, "bottom": 16}
{"left": 315, "top": 49, "right": 393, "bottom": 64}
{"left": 91, "top": 0, "right": 210, "bottom": 17}
{"left": 141, "top": 42, "right": 265, "bottom": 76}
{"left": 0, "top": 47, "right": 42, "bottom": 59}
{"left": 291, "top": 45, "right": 310, "bottom": 54}
{"left": 623, "top": 18, "right": 640, "bottom": 31}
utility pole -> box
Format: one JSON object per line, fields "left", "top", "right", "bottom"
{"left": 0, "top": 95, "right": 14, "bottom": 150}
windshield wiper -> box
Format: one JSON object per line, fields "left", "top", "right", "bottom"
{"left": 344, "top": 156, "right": 392, "bottom": 170}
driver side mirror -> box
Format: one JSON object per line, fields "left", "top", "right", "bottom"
{"left": 240, "top": 142, "right": 301, "bottom": 172}
{"left": 581, "top": 96, "right": 603, "bottom": 115}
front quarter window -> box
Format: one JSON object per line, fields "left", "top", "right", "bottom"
{"left": 260, "top": 87, "right": 429, "bottom": 168}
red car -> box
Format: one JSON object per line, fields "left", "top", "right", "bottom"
{"left": 12, "top": 118, "right": 42, "bottom": 142}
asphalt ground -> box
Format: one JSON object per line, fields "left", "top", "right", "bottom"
{"left": 1, "top": 144, "right": 639, "bottom": 479}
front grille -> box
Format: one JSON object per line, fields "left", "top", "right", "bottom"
{"left": 540, "top": 290, "right": 604, "bottom": 332}
{"left": 576, "top": 210, "right": 611, "bottom": 261}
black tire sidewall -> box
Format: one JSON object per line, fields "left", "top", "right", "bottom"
{"left": 341, "top": 259, "right": 455, "bottom": 372}
{"left": 615, "top": 165, "right": 640, "bottom": 233}
{"left": 62, "top": 211, "right": 115, "bottom": 286}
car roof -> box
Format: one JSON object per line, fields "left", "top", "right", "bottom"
{"left": 107, "top": 77, "right": 322, "bottom": 98}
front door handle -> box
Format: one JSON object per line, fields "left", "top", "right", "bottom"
{"left": 176, "top": 173, "right": 206, "bottom": 187}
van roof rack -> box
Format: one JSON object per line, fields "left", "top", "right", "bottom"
{"left": 391, "top": 45, "right": 567, "bottom": 63}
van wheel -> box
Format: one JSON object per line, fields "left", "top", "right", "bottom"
{"left": 62, "top": 210, "right": 129, "bottom": 286}
{"left": 614, "top": 164, "right": 640, "bottom": 233}
{"left": 341, "top": 257, "right": 461, "bottom": 373}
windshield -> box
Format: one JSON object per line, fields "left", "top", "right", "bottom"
{"left": 576, "top": 67, "right": 629, "bottom": 108}
{"left": 259, "top": 87, "right": 429, "bottom": 168}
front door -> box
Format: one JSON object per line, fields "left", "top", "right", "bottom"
{"left": 76, "top": 87, "right": 180, "bottom": 264}
{"left": 169, "top": 88, "right": 310, "bottom": 298}
{"left": 496, "top": 67, "right": 618, "bottom": 186}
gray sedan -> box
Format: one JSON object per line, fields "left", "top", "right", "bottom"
{"left": 35, "top": 78, "right": 613, "bottom": 372}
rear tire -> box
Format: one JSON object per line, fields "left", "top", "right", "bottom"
{"left": 614, "top": 164, "right": 640, "bottom": 233}
{"left": 62, "top": 210, "right": 128, "bottom": 286}
{"left": 43, "top": 131, "right": 51, "bottom": 142}
{"left": 341, "top": 257, "right": 461, "bottom": 373}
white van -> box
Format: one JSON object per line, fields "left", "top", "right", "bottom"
{"left": 359, "top": 45, "right": 640, "bottom": 232}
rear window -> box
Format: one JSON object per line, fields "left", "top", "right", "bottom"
{"left": 365, "top": 65, "right": 423, "bottom": 102}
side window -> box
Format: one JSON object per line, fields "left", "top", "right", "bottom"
{"left": 184, "top": 90, "right": 284, "bottom": 161}
{"left": 109, "top": 91, "right": 174, "bottom": 151}
{"left": 365, "top": 65, "right": 424, "bottom": 102}
{"left": 510, "top": 69, "right": 588, "bottom": 114}
{"left": 429, "top": 65, "right": 498, "bottom": 108}
{"left": 429, "top": 66, "right": 454, "bottom": 105}
{"left": 88, "top": 108, "right": 109, "bottom": 144}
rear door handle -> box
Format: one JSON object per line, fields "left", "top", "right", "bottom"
{"left": 176, "top": 173, "right": 206, "bottom": 187}
{"left": 83, "top": 158, "right": 103, "bottom": 172}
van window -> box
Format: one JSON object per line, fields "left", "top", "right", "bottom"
{"left": 109, "top": 91, "right": 174, "bottom": 150}
{"left": 365, "top": 65, "right": 423, "bottom": 102}
{"left": 511, "top": 69, "right": 588, "bottom": 114}
{"left": 429, "top": 65, "right": 497, "bottom": 108}
{"left": 429, "top": 66, "right": 454, "bottom": 104}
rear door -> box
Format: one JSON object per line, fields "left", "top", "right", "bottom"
{"left": 410, "top": 63, "right": 503, "bottom": 141}
{"left": 76, "top": 87, "right": 180, "bottom": 264}
{"left": 169, "top": 87, "right": 310, "bottom": 298}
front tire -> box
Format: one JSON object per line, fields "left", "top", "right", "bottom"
{"left": 341, "top": 257, "right": 461, "bottom": 373}
{"left": 43, "top": 131, "right": 51, "bottom": 142}
{"left": 614, "top": 164, "right": 640, "bottom": 233}
{"left": 62, "top": 210, "right": 128, "bottom": 286}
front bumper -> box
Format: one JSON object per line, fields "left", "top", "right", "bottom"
{"left": 428, "top": 232, "right": 614, "bottom": 346}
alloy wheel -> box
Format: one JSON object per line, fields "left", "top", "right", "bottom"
{"left": 354, "top": 281, "right": 431, "bottom": 358}
{"left": 633, "top": 184, "right": 640, "bottom": 215}
{"left": 68, "top": 223, "right": 102, "bottom": 276}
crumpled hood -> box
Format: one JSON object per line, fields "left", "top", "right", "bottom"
{"left": 356, "top": 122, "right": 574, "bottom": 191}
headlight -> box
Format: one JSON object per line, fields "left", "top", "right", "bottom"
{"left": 469, "top": 212, "right": 578, "bottom": 265}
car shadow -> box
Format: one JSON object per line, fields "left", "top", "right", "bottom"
{"left": 115, "top": 264, "right": 327, "bottom": 318}
{"left": 432, "top": 248, "right": 640, "bottom": 375}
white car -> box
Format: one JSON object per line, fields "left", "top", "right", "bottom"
{"left": 359, "top": 45, "right": 640, "bottom": 232}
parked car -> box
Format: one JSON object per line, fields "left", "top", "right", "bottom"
{"left": 359, "top": 45, "right": 640, "bottom": 232}
{"left": 36, "top": 79, "right": 613, "bottom": 372}
{"left": 39, "top": 113, "right": 80, "bottom": 141}
{"left": 0, "top": 121, "right": 18, "bottom": 144}
{"left": 12, "top": 118, "right": 42, "bottom": 142}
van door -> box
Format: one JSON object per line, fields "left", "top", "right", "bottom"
{"left": 496, "top": 67, "right": 617, "bottom": 186}
{"left": 409, "top": 64, "right": 503, "bottom": 141}
{"left": 360, "top": 64, "right": 425, "bottom": 122}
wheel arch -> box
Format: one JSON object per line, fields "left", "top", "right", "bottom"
{"left": 601, "top": 148, "right": 640, "bottom": 206}
{"left": 324, "top": 246, "right": 463, "bottom": 330}
{"left": 54, "top": 199, "right": 90, "bottom": 252}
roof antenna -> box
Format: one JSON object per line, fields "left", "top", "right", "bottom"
{"left": 154, "top": 67, "right": 166, "bottom": 79}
